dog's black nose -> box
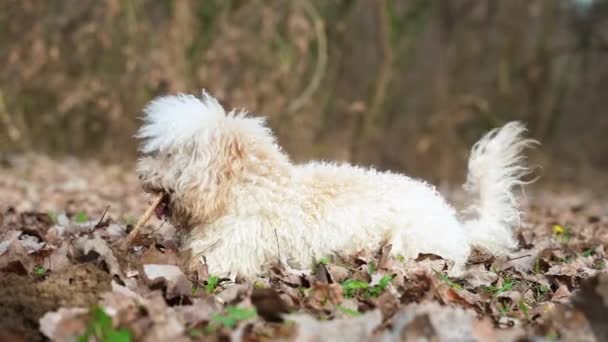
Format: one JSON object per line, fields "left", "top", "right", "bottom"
{"left": 141, "top": 182, "right": 157, "bottom": 193}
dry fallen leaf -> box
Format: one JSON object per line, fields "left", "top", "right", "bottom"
{"left": 174, "top": 295, "right": 223, "bottom": 326}
{"left": 551, "top": 284, "right": 571, "bottom": 303}
{"left": 386, "top": 302, "right": 524, "bottom": 341}
{"left": 287, "top": 309, "right": 382, "bottom": 342}
{"left": 463, "top": 264, "right": 498, "bottom": 289}
{"left": 0, "top": 230, "right": 22, "bottom": 255}
{"left": 39, "top": 308, "right": 89, "bottom": 341}
{"left": 142, "top": 264, "right": 192, "bottom": 299}
{"left": 73, "top": 233, "right": 124, "bottom": 279}
{"left": 251, "top": 288, "right": 291, "bottom": 322}
{"left": 572, "top": 272, "right": 608, "bottom": 341}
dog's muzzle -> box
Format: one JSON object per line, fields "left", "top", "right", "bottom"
{"left": 154, "top": 193, "right": 172, "bottom": 219}
{"left": 140, "top": 182, "right": 172, "bottom": 219}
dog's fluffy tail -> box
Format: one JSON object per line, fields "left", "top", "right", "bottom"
{"left": 461, "top": 122, "right": 537, "bottom": 254}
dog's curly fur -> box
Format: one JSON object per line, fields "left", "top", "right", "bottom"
{"left": 136, "top": 92, "right": 537, "bottom": 279}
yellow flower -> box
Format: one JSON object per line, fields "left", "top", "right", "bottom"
{"left": 552, "top": 224, "right": 565, "bottom": 235}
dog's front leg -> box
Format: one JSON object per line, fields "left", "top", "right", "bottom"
{"left": 184, "top": 220, "right": 270, "bottom": 281}
{"left": 186, "top": 248, "right": 238, "bottom": 282}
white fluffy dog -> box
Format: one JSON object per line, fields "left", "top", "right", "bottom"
{"left": 136, "top": 92, "right": 536, "bottom": 279}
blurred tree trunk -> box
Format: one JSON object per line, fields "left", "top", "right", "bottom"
{"left": 316, "top": 0, "right": 383, "bottom": 162}
{"left": 352, "top": 0, "right": 393, "bottom": 164}
{"left": 168, "top": 0, "right": 194, "bottom": 92}
{"left": 0, "top": 89, "right": 31, "bottom": 152}
{"left": 528, "top": 0, "right": 559, "bottom": 139}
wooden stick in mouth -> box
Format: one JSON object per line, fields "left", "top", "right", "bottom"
{"left": 123, "top": 192, "right": 165, "bottom": 249}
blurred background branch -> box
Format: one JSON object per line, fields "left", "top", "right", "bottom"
{"left": 287, "top": 0, "right": 327, "bottom": 114}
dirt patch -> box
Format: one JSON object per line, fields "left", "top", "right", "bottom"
{"left": 0, "top": 263, "right": 112, "bottom": 341}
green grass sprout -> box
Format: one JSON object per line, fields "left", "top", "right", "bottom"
{"left": 78, "top": 306, "right": 132, "bottom": 342}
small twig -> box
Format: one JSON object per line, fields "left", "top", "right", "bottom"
{"left": 287, "top": 0, "right": 327, "bottom": 113}
{"left": 94, "top": 205, "right": 111, "bottom": 229}
{"left": 123, "top": 193, "right": 164, "bottom": 250}
{"left": 507, "top": 254, "right": 532, "bottom": 261}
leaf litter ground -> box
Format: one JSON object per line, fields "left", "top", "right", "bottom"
{"left": 1, "top": 155, "right": 607, "bottom": 341}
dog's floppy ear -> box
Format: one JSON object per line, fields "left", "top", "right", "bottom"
{"left": 174, "top": 128, "right": 247, "bottom": 224}
{"left": 176, "top": 110, "right": 288, "bottom": 223}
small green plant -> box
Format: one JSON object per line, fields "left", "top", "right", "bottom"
{"left": 497, "top": 302, "right": 510, "bottom": 316}
{"left": 535, "top": 284, "right": 550, "bottom": 302}
{"left": 545, "top": 330, "right": 559, "bottom": 341}
{"left": 75, "top": 211, "right": 88, "bottom": 223}
{"left": 188, "top": 328, "right": 204, "bottom": 338}
{"left": 342, "top": 279, "right": 369, "bottom": 298}
{"left": 497, "top": 278, "right": 516, "bottom": 293}
{"left": 318, "top": 257, "right": 329, "bottom": 265}
{"left": 434, "top": 271, "right": 462, "bottom": 290}
{"left": 206, "top": 306, "right": 257, "bottom": 332}
{"left": 368, "top": 261, "right": 376, "bottom": 274}
{"left": 336, "top": 305, "right": 362, "bottom": 317}
{"left": 533, "top": 259, "right": 542, "bottom": 274}
{"left": 78, "top": 306, "right": 132, "bottom": 342}
{"left": 561, "top": 255, "right": 573, "bottom": 263}
{"left": 518, "top": 300, "right": 530, "bottom": 320}
{"left": 582, "top": 248, "right": 594, "bottom": 257}
{"left": 33, "top": 265, "right": 46, "bottom": 275}
{"left": 205, "top": 275, "right": 220, "bottom": 293}
{"left": 483, "top": 278, "right": 516, "bottom": 296}
{"left": 342, "top": 275, "right": 394, "bottom": 298}
{"left": 367, "top": 275, "right": 393, "bottom": 297}
{"left": 47, "top": 211, "right": 57, "bottom": 223}
{"left": 595, "top": 259, "right": 606, "bottom": 270}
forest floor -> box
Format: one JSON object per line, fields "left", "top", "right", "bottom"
{"left": 1, "top": 154, "right": 607, "bottom": 341}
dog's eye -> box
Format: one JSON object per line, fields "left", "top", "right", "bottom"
{"left": 141, "top": 150, "right": 158, "bottom": 158}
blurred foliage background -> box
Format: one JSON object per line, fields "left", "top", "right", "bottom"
{"left": 1, "top": 0, "right": 607, "bottom": 187}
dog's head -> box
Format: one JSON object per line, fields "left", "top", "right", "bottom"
{"left": 136, "top": 92, "right": 287, "bottom": 226}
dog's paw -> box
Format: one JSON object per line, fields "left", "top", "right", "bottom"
{"left": 185, "top": 254, "right": 209, "bottom": 282}
{"left": 186, "top": 253, "right": 240, "bottom": 283}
